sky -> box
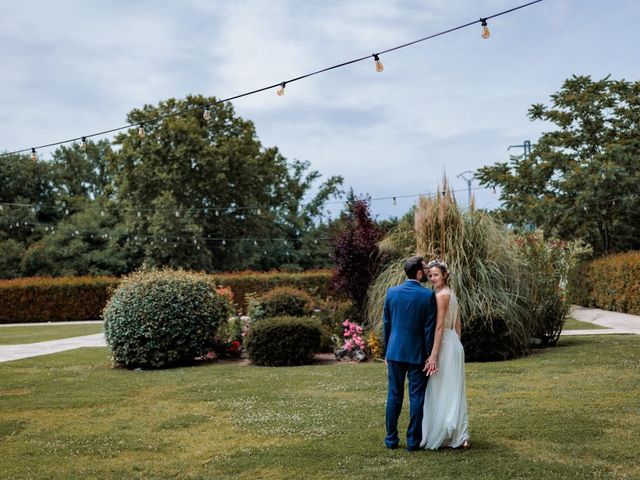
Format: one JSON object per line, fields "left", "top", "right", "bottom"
{"left": 1, "top": 0, "right": 639, "bottom": 220}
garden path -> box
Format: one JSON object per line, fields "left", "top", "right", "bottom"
{"left": 1, "top": 306, "right": 639, "bottom": 363}
{"left": 561, "top": 306, "right": 640, "bottom": 336}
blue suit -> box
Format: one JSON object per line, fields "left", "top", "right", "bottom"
{"left": 383, "top": 280, "right": 437, "bottom": 450}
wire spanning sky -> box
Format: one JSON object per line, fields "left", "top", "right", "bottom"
{"left": 1, "top": 0, "right": 639, "bottom": 218}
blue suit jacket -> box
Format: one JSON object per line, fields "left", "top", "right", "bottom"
{"left": 383, "top": 280, "right": 437, "bottom": 364}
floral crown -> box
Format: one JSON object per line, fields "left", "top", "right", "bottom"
{"left": 426, "top": 258, "right": 448, "bottom": 271}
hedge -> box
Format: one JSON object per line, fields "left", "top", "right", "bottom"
{"left": 0, "top": 270, "right": 337, "bottom": 323}
{"left": 0, "top": 276, "right": 119, "bottom": 323}
{"left": 568, "top": 251, "right": 640, "bottom": 315}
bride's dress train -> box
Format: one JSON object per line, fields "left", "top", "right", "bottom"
{"left": 420, "top": 290, "right": 469, "bottom": 449}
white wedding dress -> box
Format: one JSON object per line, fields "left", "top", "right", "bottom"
{"left": 421, "top": 289, "right": 470, "bottom": 449}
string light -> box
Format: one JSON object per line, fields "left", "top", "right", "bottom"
{"left": 0, "top": 1, "right": 542, "bottom": 158}
{"left": 373, "top": 54, "right": 384, "bottom": 72}
{"left": 31, "top": 148, "right": 37, "bottom": 161}
{"left": 203, "top": 106, "right": 212, "bottom": 120}
{"left": 480, "top": 18, "right": 490, "bottom": 39}
{"left": 81, "top": 137, "right": 87, "bottom": 150}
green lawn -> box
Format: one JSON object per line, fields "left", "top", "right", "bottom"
{"left": 1, "top": 335, "right": 638, "bottom": 479}
{"left": 563, "top": 317, "right": 609, "bottom": 330}
{"left": 0, "top": 323, "right": 104, "bottom": 345}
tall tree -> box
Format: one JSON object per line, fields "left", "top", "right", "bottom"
{"left": 477, "top": 75, "right": 640, "bottom": 254}
{"left": 331, "top": 198, "right": 384, "bottom": 320}
{"left": 111, "top": 94, "right": 342, "bottom": 271}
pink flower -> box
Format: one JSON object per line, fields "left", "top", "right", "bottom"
{"left": 343, "top": 320, "right": 350, "bottom": 326}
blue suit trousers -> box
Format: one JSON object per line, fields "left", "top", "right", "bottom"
{"left": 385, "top": 360, "right": 428, "bottom": 450}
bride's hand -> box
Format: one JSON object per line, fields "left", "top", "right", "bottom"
{"left": 424, "top": 354, "right": 439, "bottom": 375}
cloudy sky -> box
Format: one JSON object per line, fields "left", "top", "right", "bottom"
{"left": 1, "top": 0, "right": 639, "bottom": 218}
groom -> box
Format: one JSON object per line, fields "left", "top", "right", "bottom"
{"left": 383, "top": 256, "right": 437, "bottom": 451}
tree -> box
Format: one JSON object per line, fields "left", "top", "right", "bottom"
{"left": 331, "top": 198, "right": 384, "bottom": 320}
{"left": 111, "top": 94, "right": 343, "bottom": 271}
{"left": 477, "top": 75, "right": 640, "bottom": 254}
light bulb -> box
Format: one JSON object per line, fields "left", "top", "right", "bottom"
{"left": 138, "top": 124, "right": 145, "bottom": 138}
{"left": 203, "top": 107, "right": 212, "bottom": 120}
{"left": 277, "top": 82, "right": 286, "bottom": 96}
{"left": 222, "top": 239, "right": 226, "bottom": 246}
{"left": 393, "top": 197, "right": 397, "bottom": 206}
{"left": 257, "top": 208, "right": 261, "bottom": 215}
{"left": 175, "top": 210, "right": 180, "bottom": 217}
{"left": 31, "top": 148, "right": 37, "bottom": 161}
{"left": 101, "top": 210, "right": 105, "bottom": 217}
{"left": 65, "top": 208, "right": 70, "bottom": 215}
{"left": 481, "top": 19, "right": 490, "bottom": 39}
{"left": 374, "top": 54, "right": 384, "bottom": 72}
{"left": 81, "top": 137, "right": 87, "bottom": 150}
{"left": 137, "top": 211, "right": 141, "bottom": 218}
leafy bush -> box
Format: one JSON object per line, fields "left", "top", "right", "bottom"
{"left": 568, "top": 251, "right": 640, "bottom": 315}
{"left": 516, "top": 232, "right": 591, "bottom": 346}
{"left": 245, "top": 316, "right": 321, "bottom": 366}
{"left": 0, "top": 276, "right": 118, "bottom": 324}
{"left": 247, "top": 286, "right": 314, "bottom": 321}
{"left": 103, "top": 270, "right": 232, "bottom": 369}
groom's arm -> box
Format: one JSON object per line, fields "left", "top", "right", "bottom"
{"left": 423, "top": 292, "right": 437, "bottom": 354}
{"left": 383, "top": 293, "right": 392, "bottom": 358}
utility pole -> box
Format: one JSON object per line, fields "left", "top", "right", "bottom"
{"left": 508, "top": 140, "right": 532, "bottom": 159}
{"left": 457, "top": 170, "right": 475, "bottom": 207}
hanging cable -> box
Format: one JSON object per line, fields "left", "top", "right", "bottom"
{"left": 0, "top": 1, "right": 543, "bottom": 158}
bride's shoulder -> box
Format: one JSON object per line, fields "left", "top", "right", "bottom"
{"left": 435, "top": 288, "right": 451, "bottom": 302}
{"left": 436, "top": 287, "right": 452, "bottom": 297}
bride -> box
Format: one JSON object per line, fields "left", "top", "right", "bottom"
{"left": 421, "top": 259, "right": 470, "bottom": 449}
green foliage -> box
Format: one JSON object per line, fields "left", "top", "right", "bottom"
{"left": 214, "top": 269, "right": 337, "bottom": 313}
{"left": 1, "top": 96, "right": 342, "bottom": 277}
{"left": 111, "top": 94, "right": 343, "bottom": 272}
{"left": 516, "top": 232, "right": 591, "bottom": 346}
{"left": 477, "top": 75, "right": 640, "bottom": 254}
{"left": 0, "top": 240, "right": 24, "bottom": 279}
{"left": 245, "top": 316, "right": 321, "bottom": 366}
{"left": 0, "top": 276, "right": 118, "bottom": 324}
{"left": 103, "top": 270, "right": 232, "bottom": 369}
{"left": 568, "top": 250, "right": 640, "bottom": 314}
{"left": 0, "top": 270, "right": 336, "bottom": 323}
{"left": 247, "top": 286, "right": 314, "bottom": 321}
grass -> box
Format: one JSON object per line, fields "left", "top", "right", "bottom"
{"left": 0, "top": 335, "right": 639, "bottom": 479}
{"left": 563, "top": 317, "right": 609, "bottom": 330}
{"left": 0, "top": 323, "right": 104, "bottom": 345}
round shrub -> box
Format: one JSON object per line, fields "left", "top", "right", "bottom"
{"left": 247, "top": 286, "right": 314, "bottom": 321}
{"left": 103, "top": 270, "right": 232, "bottom": 369}
{"left": 245, "top": 316, "right": 321, "bottom": 366}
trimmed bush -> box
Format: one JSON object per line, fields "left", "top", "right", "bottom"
{"left": 245, "top": 316, "right": 321, "bottom": 366}
{"left": 103, "top": 270, "right": 232, "bottom": 369}
{"left": 0, "top": 276, "right": 118, "bottom": 323}
{"left": 568, "top": 251, "right": 640, "bottom": 315}
{"left": 247, "top": 286, "right": 314, "bottom": 321}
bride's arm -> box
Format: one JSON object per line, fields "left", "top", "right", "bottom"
{"left": 455, "top": 308, "right": 461, "bottom": 338}
{"left": 426, "top": 292, "right": 449, "bottom": 375}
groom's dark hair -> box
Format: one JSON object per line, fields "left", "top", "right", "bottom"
{"left": 404, "top": 256, "right": 425, "bottom": 279}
